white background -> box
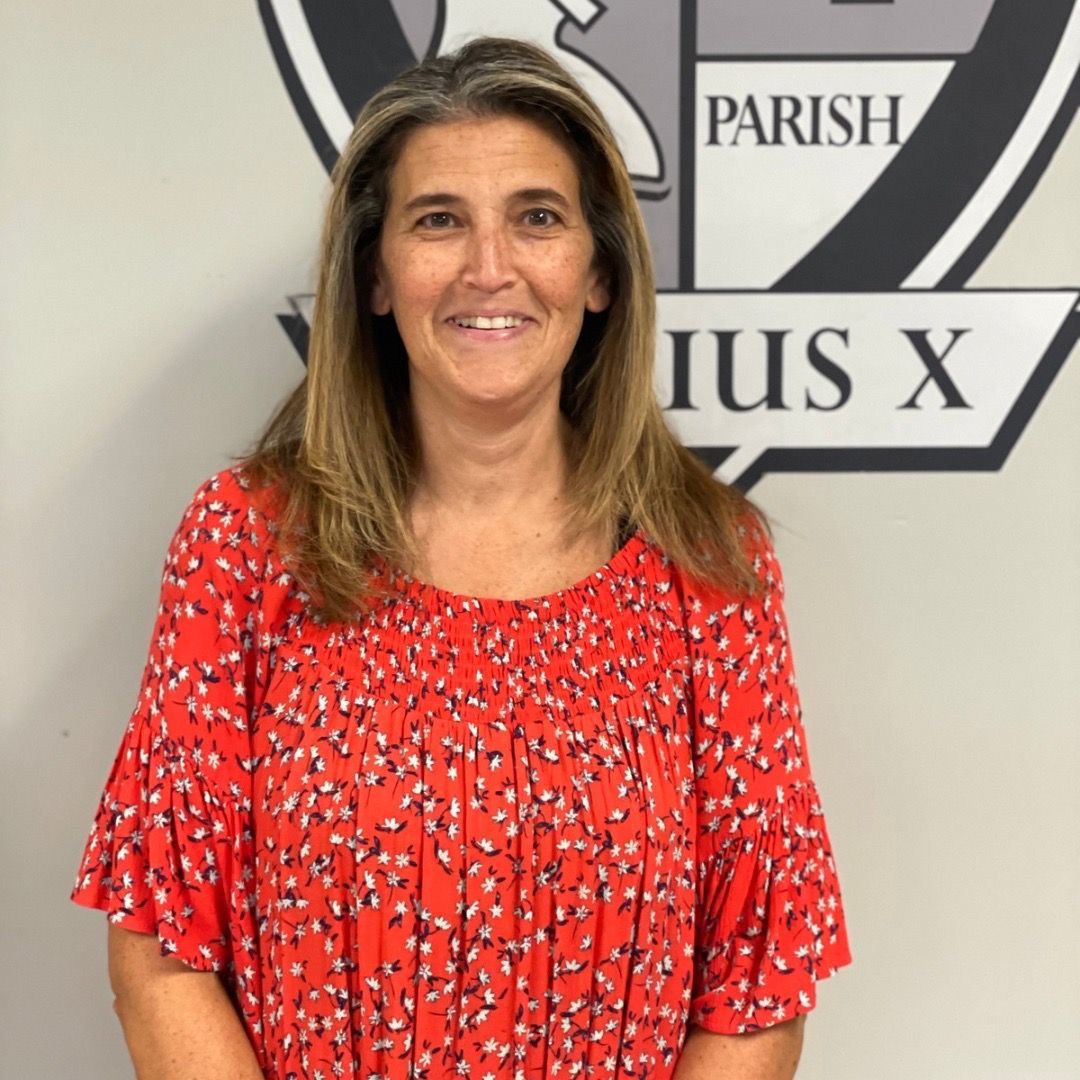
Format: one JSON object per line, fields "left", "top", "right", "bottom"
{"left": 4, "top": 4, "right": 1079, "bottom": 1077}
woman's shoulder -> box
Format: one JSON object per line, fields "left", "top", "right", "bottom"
{"left": 180, "top": 462, "right": 282, "bottom": 540}
{"left": 167, "top": 462, "right": 294, "bottom": 601}
{"left": 645, "top": 506, "right": 779, "bottom": 609}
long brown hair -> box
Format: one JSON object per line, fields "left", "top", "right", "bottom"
{"left": 235, "top": 36, "right": 769, "bottom": 624}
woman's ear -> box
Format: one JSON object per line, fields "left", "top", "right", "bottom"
{"left": 585, "top": 266, "right": 611, "bottom": 314}
{"left": 371, "top": 266, "right": 391, "bottom": 316}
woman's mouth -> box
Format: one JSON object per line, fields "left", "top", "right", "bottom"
{"left": 450, "top": 314, "right": 526, "bottom": 329}
{"left": 446, "top": 314, "right": 534, "bottom": 341}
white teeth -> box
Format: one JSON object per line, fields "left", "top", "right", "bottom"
{"left": 453, "top": 315, "right": 523, "bottom": 329}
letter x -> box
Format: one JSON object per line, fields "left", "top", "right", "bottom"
{"left": 897, "top": 329, "right": 972, "bottom": 409}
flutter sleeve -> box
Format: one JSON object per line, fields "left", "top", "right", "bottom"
{"left": 70, "top": 467, "right": 275, "bottom": 977}
{"left": 684, "top": 518, "right": 852, "bottom": 1034}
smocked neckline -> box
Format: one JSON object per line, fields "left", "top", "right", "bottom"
{"left": 390, "top": 528, "right": 648, "bottom": 618}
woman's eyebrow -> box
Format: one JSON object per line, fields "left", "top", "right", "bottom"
{"left": 511, "top": 187, "right": 571, "bottom": 210}
{"left": 401, "top": 192, "right": 463, "bottom": 213}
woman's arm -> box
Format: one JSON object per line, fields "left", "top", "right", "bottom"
{"left": 108, "top": 925, "right": 265, "bottom": 1080}
{"left": 674, "top": 1015, "right": 806, "bottom": 1080}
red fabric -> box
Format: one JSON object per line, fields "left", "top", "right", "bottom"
{"left": 71, "top": 465, "right": 851, "bottom": 1078}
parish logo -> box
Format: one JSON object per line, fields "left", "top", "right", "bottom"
{"left": 259, "top": 0, "right": 1080, "bottom": 490}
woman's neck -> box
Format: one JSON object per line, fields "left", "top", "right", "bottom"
{"left": 408, "top": 403, "right": 580, "bottom": 521}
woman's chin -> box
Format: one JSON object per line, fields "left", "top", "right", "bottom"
{"left": 446, "top": 375, "right": 551, "bottom": 414}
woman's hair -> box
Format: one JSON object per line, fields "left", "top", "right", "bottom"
{"left": 235, "top": 35, "right": 769, "bottom": 624}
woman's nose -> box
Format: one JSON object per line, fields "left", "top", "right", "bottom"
{"left": 460, "top": 223, "right": 517, "bottom": 293}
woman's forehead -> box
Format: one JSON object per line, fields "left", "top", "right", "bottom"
{"left": 388, "top": 116, "right": 582, "bottom": 204}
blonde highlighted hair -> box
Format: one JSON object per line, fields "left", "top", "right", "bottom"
{"left": 236, "top": 36, "right": 768, "bottom": 623}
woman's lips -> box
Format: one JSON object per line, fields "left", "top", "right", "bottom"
{"left": 444, "top": 317, "right": 535, "bottom": 343}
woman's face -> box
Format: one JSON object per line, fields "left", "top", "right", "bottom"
{"left": 372, "top": 114, "right": 610, "bottom": 418}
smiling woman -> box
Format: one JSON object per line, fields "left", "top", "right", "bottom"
{"left": 70, "top": 34, "right": 852, "bottom": 1080}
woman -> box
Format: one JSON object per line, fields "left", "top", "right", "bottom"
{"left": 71, "top": 36, "right": 852, "bottom": 1080}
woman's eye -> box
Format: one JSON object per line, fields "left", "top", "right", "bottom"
{"left": 420, "top": 212, "right": 455, "bottom": 229}
{"left": 524, "top": 208, "right": 559, "bottom": 227}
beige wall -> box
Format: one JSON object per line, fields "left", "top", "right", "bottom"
{"left": 5, "top": 3, "right": 1078, "bottom": 1077}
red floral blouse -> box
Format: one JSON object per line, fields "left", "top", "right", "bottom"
{"left": 71, "top": 465, "right": 851, "bottom": 1079}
